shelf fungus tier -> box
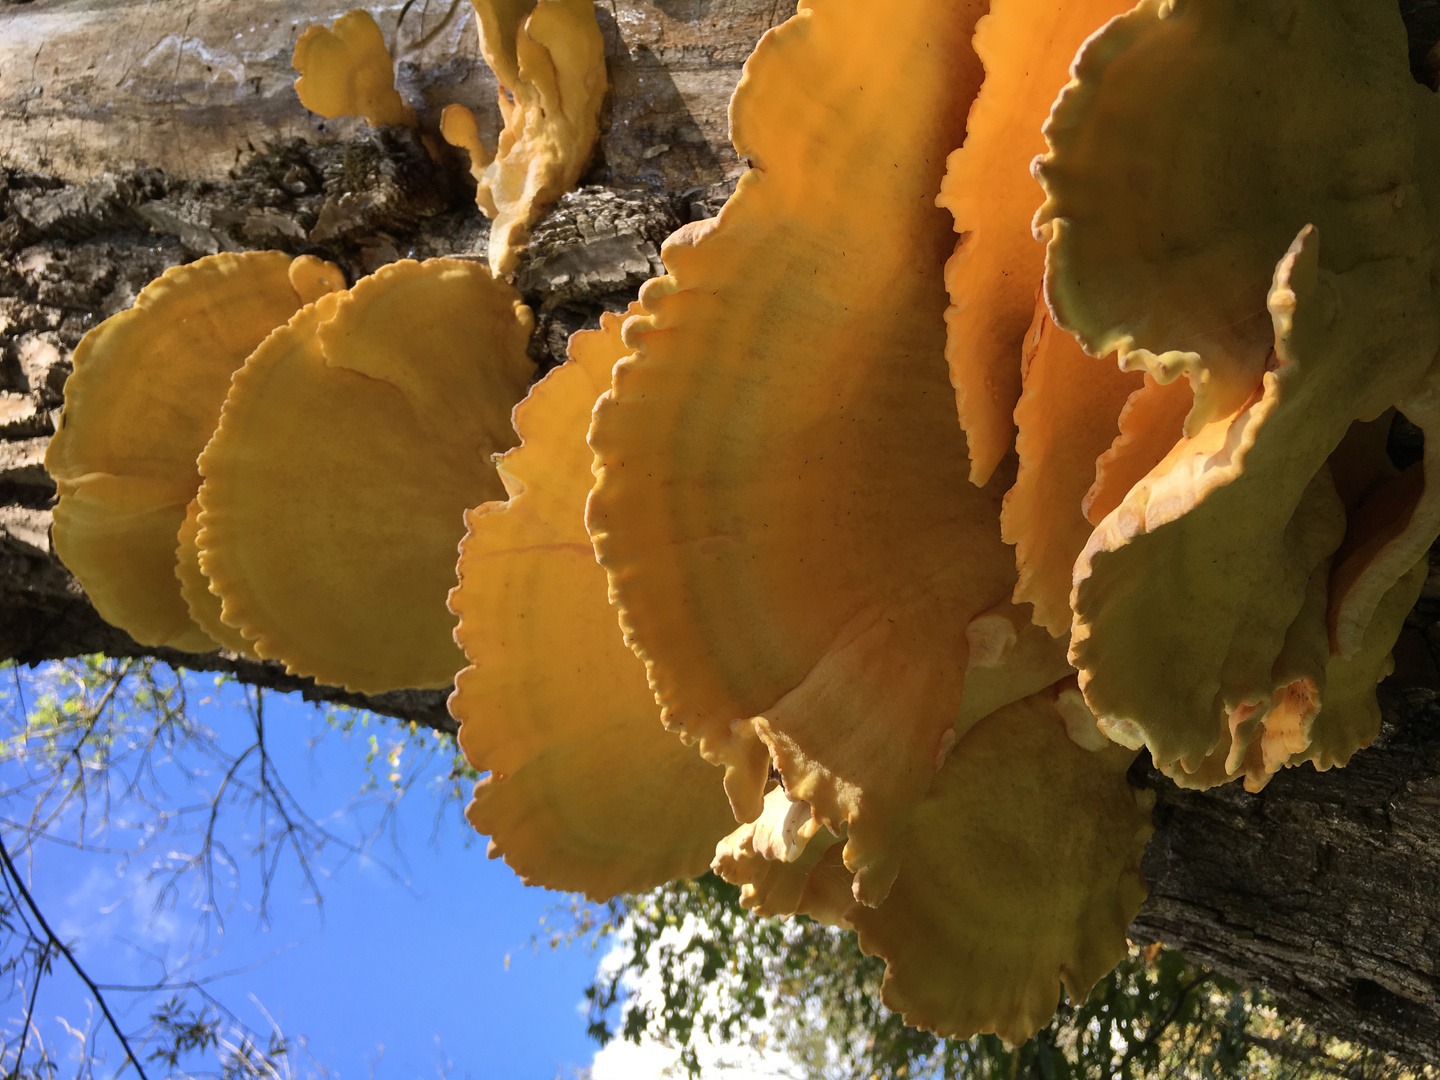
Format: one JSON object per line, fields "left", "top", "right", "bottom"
{"left": 587, "top": 0, "right": 1051, "bottom": 910}
{"left": 710, "top": 688, "right": 1152, "bottom": 1044}
{"left": 196, "top": 258, "right": 535, "bottom": 694}
{"left": 849, "top": 690, "right": 1151, "bottom": 1045}
{"left": 448, "top": 308, "right": 735, "bottom": 900}
{"left": 44, "top": 251, "right": 344, "bottom": 653}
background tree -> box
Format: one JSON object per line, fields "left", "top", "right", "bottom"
{"left": 4, "top": 0, "right": 1440, "bottom": 1068}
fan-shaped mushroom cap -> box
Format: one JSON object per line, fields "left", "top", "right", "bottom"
{"left": 292, "top": 9, "right": 416, "bottom": 128}
{"left": 1003, "top": 296, "right": 1139, "bottom": 635}
{"left": 848, "top": 688, "right": 1151, "bottom": 1045}
{"left": 197, "top": 258, "right": 534, "bottom": 694}
{"left": 711, "top": 786, "right": 852, "bottom": 927}
{"left": 449, "top": 306, "right": 734, "bottom": 899}
{"left": 588, "top": 0, "right": 1005, "bottom": 907}
{"left": 45, "top": 251, "right": 343, "bottom": 652}
{"left": 939, "top": 0, "right": 1136, "bottom": 486}
{"left": 1072, "top": 226, "right": 1439, "bottom": 775}
{"left": 1034, "top": 0, "right": 1433, "bottom": 436}
{"left": 441, "top": 0, "right": 605, "bottom": 274}
{"left": 175, "top": 498, "right": 257, "bottom": 658}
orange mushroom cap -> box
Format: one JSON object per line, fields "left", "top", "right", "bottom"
{"left": 448, "top": 306, "right": 735, "bottom": 900}
{"left": 1003, "top": 295, "right": 1140, "bottom": 636}
{"left": 292, "top": 9, "right": 417, "bottom": 129}
{"left": 587, "top": 0, "right": 1026, "bottom": 907}
{"left": 440, "top": 0, "right": 606, "bottom": 274}
{"left": 196, "top": 258, "right": 534, "bottom": 694}
{"left": 938, "top": 0, "right": 1137, "bottom": 486}
{"left": 44, "top": 251, "right": 342, "bottom": 652}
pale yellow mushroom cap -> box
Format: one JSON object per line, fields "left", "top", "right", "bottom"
{"left": 44, "top": 251, "right": 343, "bottom": 652}
{"left": 1034, "top": 0, "right": 1432, "bottom": 436}
{"left": 196, "top": 258, "right": 534, "bottom": 694}
{"left": 292, "top": 9, "right": 416, "bottom": 128}
{"left": 587, "top": 0, "right": 1014, "bottom": 907}
{"left": 849, "top": 688, "right": 1151, "bottom": 1045}
{"left": 1073, "top": 226, "right": 1439, "bottom": 778}
{"left": 449, "top": 306, "right": 734, "bottom": 900}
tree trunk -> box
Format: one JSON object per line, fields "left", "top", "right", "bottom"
{"left": 5, "top": 0, "right": 1440, "bottom": 1063}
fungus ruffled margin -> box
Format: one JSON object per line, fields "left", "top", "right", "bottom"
{"left": 196, "top": 258, "right": 534, "bottom": 694}
{"left": 448, "top": 307, "right": 735, "bottom": 900}
{"left": 45, "top": 251, "right": 343, "bottom": 653}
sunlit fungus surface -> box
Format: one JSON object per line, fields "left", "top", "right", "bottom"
{"left": 42, "top": 0, "right": 1440, "bottom": 1050}
{"left": 44, "top": 251, "right": 343, "bottom": 653}
{"left": 1035, "top": 0, "right": 1440, "bottom": 789}
{"left": 196, "top": 259, "right": 534, "bottom": 694}
{"left": 447, "top": 308, "right": 735, "bottom": 900}
{"left": 292, "top": 8, "right": 417, "bottom": 128}
{"left": 440, "top": 0, "right": 606, "bottom": 274}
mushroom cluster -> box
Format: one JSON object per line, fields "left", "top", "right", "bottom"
{"left": 44, "top": 0, "right": 1440, "bottom": 1046}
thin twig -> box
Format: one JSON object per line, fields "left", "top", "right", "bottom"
{"left": 0, "top": 832, "right": 151, "bottom": 1080}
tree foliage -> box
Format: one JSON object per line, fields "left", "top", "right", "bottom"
{"left": 583, "top": 875, "right": 1438, "bottom": 1080}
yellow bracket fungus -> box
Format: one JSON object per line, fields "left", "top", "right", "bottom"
{"left": 1034, "top": 0, "right": 1435, "bottom": 436}
{"left": 196, "top": 258, "right": 534, "bottom": 694}
{"left": 939, "top": 0, "right": 1136, "bottom": 486}
{"left": 1083, "top": 374, "right": 1192, "bottom": 527}
{"left": 448, "top": 307, "right": 735, "bottom": 899}
{"left": 711, "top": 786, "right": 852, "bottom": 927}
{"left": 1072, "top": 226, "right": 1439, "bottom": 783}
{"left": 440, "top": 0, "right": 606, "bottom": 275}
{"left": 848, "top": 690, "right": 1151, "bottom": 1045}
{"left": 293, "top": 9, "right": 417, "bottom": 128}
{"left": 713, "top": 688, "right": 1152, "bottom": 1042}
{"left": 175, "top": 498, "right": 258, "bottom": 659}
{"left": 587, "top": 0, "right": 1009, "bottom": 908}
{"left": 45, "top": 251, "right": 343, "bottom": 653}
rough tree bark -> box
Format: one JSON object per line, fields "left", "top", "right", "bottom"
{"left": 4, "top": 0, "right": 1440, "bottom": 1064}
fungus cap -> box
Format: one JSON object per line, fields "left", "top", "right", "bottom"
{"left": 1072, "top": 226, "right": 1439, "bottom": 777}
{"left": 197, "top": 258, "right": 534, "bottom": 694}
{"left": 1034, "top": 0, "right": 1431, "bottom": 435}
{"left": 854, "top": 689, "right": 1150, "bottom": 1045}
{"left": 939, "top": 0, "right": 1137, "bottom": 485}
{"left": 44, "top": 251, "right": 342, "bottom": 652}
{"left": 449, "top": 307, "right": 734, "bottom": 900}
{"left": 442, "top": 0, "right": 606, "bottom": 274}
{"left": 711, "top": 786, "right": 852, "bottom": 927}
{"left": 292, "top": 9, "right": 416, "bottom": 128}
{"left": 587, "top": 0, "right": 1017, "bottom": 906}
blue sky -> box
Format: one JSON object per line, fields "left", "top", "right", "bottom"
{"left": 2, "top": 666, "right": 613, "bottom": 1079}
